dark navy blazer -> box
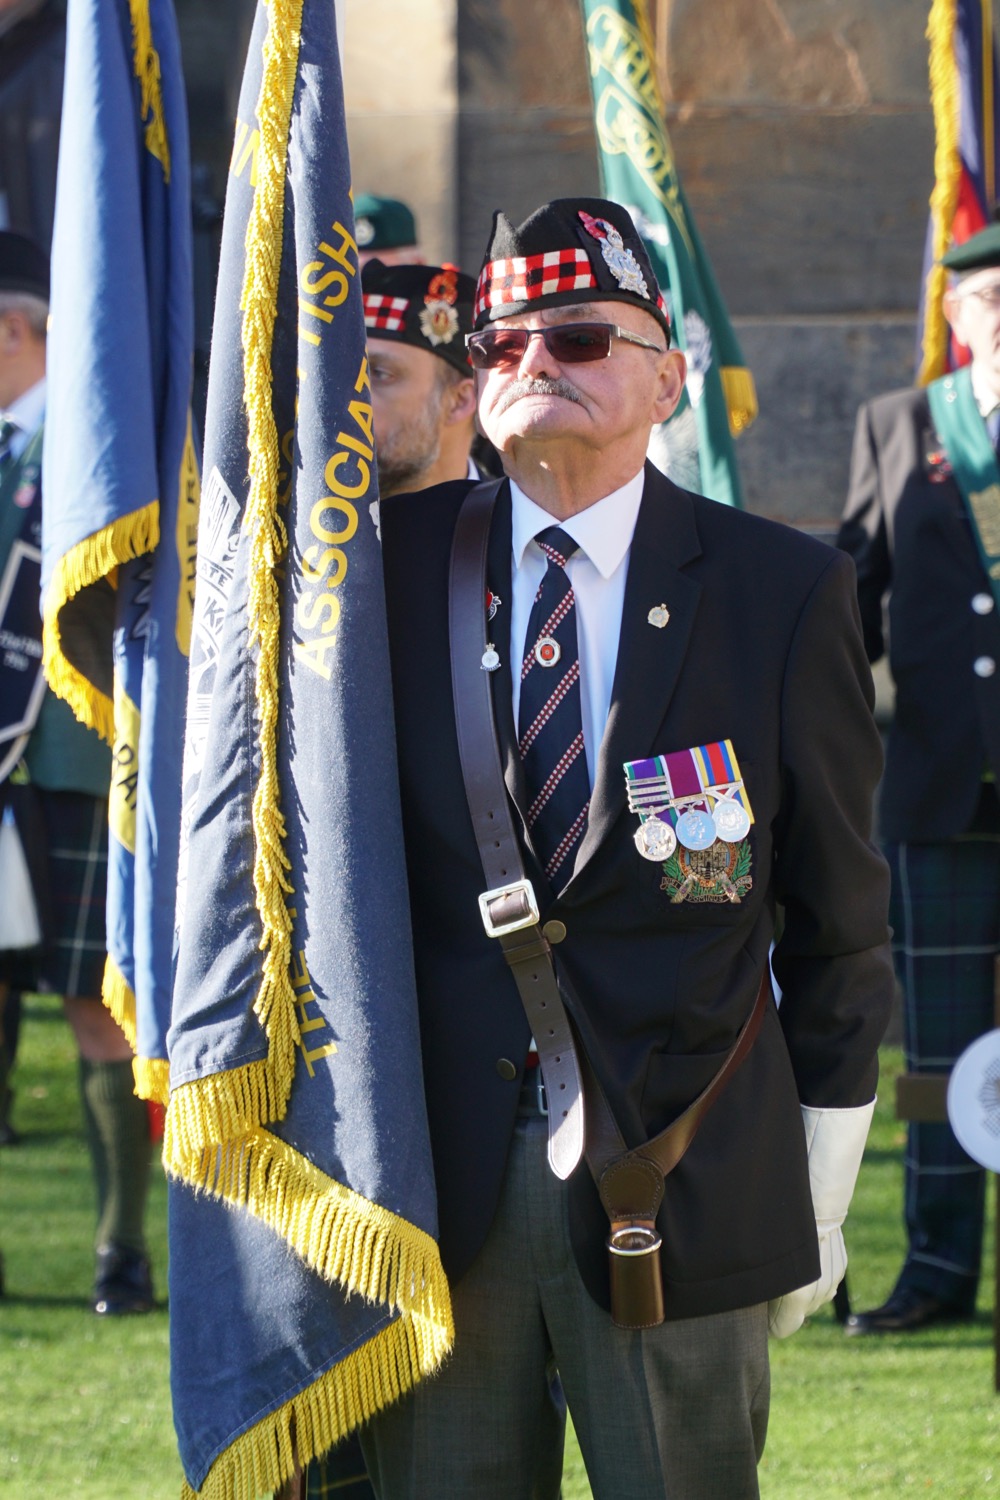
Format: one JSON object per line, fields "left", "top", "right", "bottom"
{"left": 383, "top": 462, "right": 893, "bottom": 1319}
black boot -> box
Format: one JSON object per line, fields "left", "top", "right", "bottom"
{"left": 92, "top": 1242, "right": 154, "bottom": 1315}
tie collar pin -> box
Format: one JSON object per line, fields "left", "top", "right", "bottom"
{"left": 534, "top": 636, "right": 561, "bottom": 667}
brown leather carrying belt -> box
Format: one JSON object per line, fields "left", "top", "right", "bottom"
{"left": 448, "top": 480, "right": 769, "bottom": 1326}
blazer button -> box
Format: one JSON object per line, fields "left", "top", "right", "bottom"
{"left": 972, "top": 593, "right": 995, "bottom": 615}
{"left": 542, "top": 919, "right": 567, "bottom": 944}
{"left": 496, "top": 1057, "right": 518, "bottom": 1081}
{"left": 974, "top": 656, "right": 997, "bottom": 678}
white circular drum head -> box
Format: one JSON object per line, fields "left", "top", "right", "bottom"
{"left": 947, "top": 1028, "right": 1000, "bottom": 1173}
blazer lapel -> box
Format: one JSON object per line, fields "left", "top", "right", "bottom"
{"left": 569, "top": 466, "right": 703, "bottom": 882}
{"left": 484, "top": 482, "right": 532, "bottom": 824}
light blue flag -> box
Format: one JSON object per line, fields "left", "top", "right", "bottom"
{"left": 41, "top": 0, "right": 198, "bottom": 1104}
{"left": 165, "top": 3, "right": 452, "bottom": 1494}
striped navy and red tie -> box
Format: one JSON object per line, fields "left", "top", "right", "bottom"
{"left": 518, "top": 526, "right": 591, "bottom": 886}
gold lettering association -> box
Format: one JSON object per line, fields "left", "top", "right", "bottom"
{"left": 293, "top": 356, "right": 373, "bottom": 681}
{"left": 289, "top": 945, "right": 338, "bottom": 1078}
{"left": 109, "top": 677, "right": 140, "bottom": 857}
{"left": 970, "top": 485, "right": 1000, "bottom": 557}
{"left": 298, "top": 221, "right": 358, "bottom": 347}
{"left": 174, "top": 413, "right": 200, "bottom": 657}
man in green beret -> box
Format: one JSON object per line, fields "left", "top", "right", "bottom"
{"left": 838, "top": 220, "right": 1000, "bottom": 1334}
{"left": 354, "top": 194, "right": 425, "bottom": 269}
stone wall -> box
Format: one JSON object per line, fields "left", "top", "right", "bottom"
{"left": 345, "top": 0, "right": 940, "bottom": 531}
{"left": 175, "top": 0, "right": 942, "bottom": 532}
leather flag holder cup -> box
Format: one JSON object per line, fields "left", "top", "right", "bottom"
{"left": 448, "top": 481, "right": 768, "bottom": 1329}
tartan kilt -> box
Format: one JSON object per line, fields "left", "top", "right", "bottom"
{"left": 0, "top": 787, "right": 108, "bottom": 999}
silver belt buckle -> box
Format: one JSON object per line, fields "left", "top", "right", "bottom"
{"left": 478, "top": 878, "right": 540, "bottom": 938}
{"left": 536, "top": 1072, "right": 548, "bottom": 1117}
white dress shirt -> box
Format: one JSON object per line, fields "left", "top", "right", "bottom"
{"left": 509, "top": 469, "right": 645, "bottom": 788}
{"left": 0, "top": 377, "right": 46, "bottom": 462}
{"left": 971, "top": 362, "right": 1000, "bottom": 424}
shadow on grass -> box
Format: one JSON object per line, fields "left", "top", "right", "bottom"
{"left": 0, "top": 1291, "right": 94, "bottom": 1309}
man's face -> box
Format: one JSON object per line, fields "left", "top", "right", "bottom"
{"left": 473, "top": 299, "right": 685, "bottom": 462}
{"left": 945, "top": 268, "right": 1000, "bottom": 387}
{"left": 368, "top": 337, "right": 449, "bottom": 495}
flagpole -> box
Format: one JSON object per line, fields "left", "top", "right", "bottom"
{"left": 984, "top": 0, "right": 995, "bottom": 210}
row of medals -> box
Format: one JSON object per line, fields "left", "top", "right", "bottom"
{"left": 629, "top": 780, "right": 751, "bottom": 863}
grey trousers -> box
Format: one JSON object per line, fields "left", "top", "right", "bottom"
{"left": 361, "top": 1112, "right": 770, "bottom": 1500}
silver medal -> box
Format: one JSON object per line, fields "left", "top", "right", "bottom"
{"left": 481, "top": 645, "right": 501, "bottom": 672}
{"left": 675, "top": 808, "right": 717, "bottom": 851}
{"left": 634, "top": 817, "right": 677, "bottom": 862}
{"left": 712, "top": 797, "right": 750, "bottom": 842}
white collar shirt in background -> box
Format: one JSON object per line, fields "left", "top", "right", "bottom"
{"left": 0, "top": 377, "right": 46, "bottom": 463}
{"left": 509, "top": 468, "right": 645, "bottom": 788}
{"left": 971, "top": 361, "right": 1000, "bottom": 422}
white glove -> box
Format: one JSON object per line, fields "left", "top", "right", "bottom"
{"left": 767, "top": 1098, "right": 875, "bottom": 1339}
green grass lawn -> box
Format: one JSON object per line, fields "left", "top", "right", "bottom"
{"left": 1, "top": 994, "right": 997, "bottom": 1498}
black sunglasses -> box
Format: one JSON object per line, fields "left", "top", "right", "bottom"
{"left": 464, "top": 321, "right": 665, "bottom": 370}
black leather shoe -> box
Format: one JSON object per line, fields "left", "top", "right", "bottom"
{"left": 92, "top": 1243, "right": 154, "bottom": 1315}
{"left": 844, "top": 1286, "right": 971, "bottom": 1336}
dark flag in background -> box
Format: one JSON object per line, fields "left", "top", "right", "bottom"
{"left": 165, "top": 1, "right": 451, "bottom": 1494}
{"left": 917, "top": 0, "right": 1000, "bottom": 382}
{"left": 41, "top": 0, "right": 198, "bottom": 1105}
{"left": 581, "top": 0, "right": 756, "bottom": 506}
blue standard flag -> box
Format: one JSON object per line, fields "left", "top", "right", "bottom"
{"left": 41, "top": 0, "right": 199, "bottom": 1105}
{"left": 165, "top": 2, "right": 452, "bottom": 1495}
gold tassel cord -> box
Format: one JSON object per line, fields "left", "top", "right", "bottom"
{"left": 181, "top": 1308, "right": 453, "bottom": 1500}
{"left": 720, "top": 366, "right": 759, "bottom": 437}
{"left": 238, "top": 0, "right": 304, "bottom": 1118}
{"left": 920, "top": 0, "right": 962, "bottom": 386}
{"left": 42, "top": 502, "right": 160, "bottom": 743}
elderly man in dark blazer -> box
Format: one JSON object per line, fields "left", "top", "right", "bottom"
{"left": 361, "top": 198, "right": 893, "bottom": 1500}
{"left": 837, "top": 221, "right": 1000, "bottom": 1337}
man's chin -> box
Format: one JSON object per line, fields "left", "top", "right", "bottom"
{"left": 490, "top": 396, "right": 578, "bottom": 440}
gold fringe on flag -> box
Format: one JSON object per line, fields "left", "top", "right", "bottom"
{"left": 166, "top": 1115, "right": 455, "bottom": 1498}
{"left": 181, "top": 1305, "right": 453, "bottom": 1500}
{"left": 103, "top": 956, "right": 137, "bottom": 1049}
{"left": 166, "top": 1118, "right": 453, "bottom": 1323}
{"left": 42, "top": 501, "right": 160, "bottom": 743}
{"left": 920, "top": 0, "right": 962, "bottom": 386}
{"left": 721, "top": 366, "right": 759, "bottom": 436}
{"left": 133, "top": 1055, "right": 170, "bottom": 1105}
{"left": 103, "top": 959, "right": 169, "bottom": 1104}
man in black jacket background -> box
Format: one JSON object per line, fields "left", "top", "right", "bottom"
{"left": 838, "top": 221, "right": 1000, "bottom": 1336}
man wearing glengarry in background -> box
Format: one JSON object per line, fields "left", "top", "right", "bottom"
{"left": 839, "top": 220, "right": 1000, "bottom": 1338}
{"left": 361, "top": 197, "right": 893, "bottom": 1499}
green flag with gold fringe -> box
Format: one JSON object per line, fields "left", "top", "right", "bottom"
{"left": 165, "top": 1, "right": 452, "bottom": 1495}
{"left": 581, "top": 0, "right": 756, "bottom": 506}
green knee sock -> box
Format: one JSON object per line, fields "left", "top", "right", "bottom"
{"left": 79, "top": 1057, "right": 152, "bottom": 1254}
